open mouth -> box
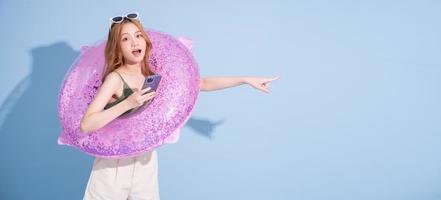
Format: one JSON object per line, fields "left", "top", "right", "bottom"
{"left": 132, "top": 49, "right": 142, "bottom": 56}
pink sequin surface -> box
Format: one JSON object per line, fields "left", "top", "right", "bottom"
{"left": 57, "top": 30, "right": 200, "bottom": 158}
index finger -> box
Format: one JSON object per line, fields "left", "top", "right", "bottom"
{"left": 142, "top": 87, "right": 152, "bottom": 92}
{"left": 266, "top": 76, "right": 280, "bottom": 82}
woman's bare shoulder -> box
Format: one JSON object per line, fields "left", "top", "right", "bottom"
{"left": 101, "top": 71, "right": 122, "bottom": 90}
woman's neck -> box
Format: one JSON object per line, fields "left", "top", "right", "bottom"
{"left": 120, "top": 63, "right": 142, "bottom": 76}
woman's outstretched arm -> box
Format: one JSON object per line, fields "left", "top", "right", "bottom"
{"left": 200, "top": 76, "right": 279, "bottom": 93}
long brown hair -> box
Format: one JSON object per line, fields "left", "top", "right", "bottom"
{"left": 101, "top": 19, "right": 154, "bottom": 82}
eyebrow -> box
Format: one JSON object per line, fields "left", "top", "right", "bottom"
{"left": 121, "top": 31, "right": 142, "bottom": 36}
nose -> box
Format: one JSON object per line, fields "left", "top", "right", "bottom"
{"left": 131, "top": 38, "right": 139, "bottom": 47}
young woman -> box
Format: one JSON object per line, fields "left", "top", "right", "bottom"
{"left": 80, "top": 13, "right": 278, "bottom": 200}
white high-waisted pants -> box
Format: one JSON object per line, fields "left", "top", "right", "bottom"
{"left": 83, "top": 150, "right": 160, "bottom": 200}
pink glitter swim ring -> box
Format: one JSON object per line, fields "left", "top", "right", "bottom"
{"left": 57, "top": 30, "right": 199, "bottom": 158}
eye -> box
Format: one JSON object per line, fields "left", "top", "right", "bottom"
{"left": 122, "top": 37, "right": 128, "bottom": 42}
{"left": 136, "top": 34, "right": 143, "bottom": 38}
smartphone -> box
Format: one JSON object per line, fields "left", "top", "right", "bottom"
{"left": 118, "top": 74, "right": 161, "bottom": 118}
{"left": 142, "top": 74, "right": 161, "bottom": 95}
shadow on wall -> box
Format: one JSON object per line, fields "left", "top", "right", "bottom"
{"left": 0, "top": 42, "right": 88, "bottom": 200}
{"left": 186, "top": 118, "right": 224, "bottom": 139}
{"left": 0, "top": 42, "right": 223, "bottom": 199}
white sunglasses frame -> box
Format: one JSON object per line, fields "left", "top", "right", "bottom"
{"left": 109, "top": 12, "right": 140, "bottom": 27}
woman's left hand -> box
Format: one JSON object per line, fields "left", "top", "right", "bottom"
{"left": 246, "top": 76, "right": 280, "bottom": 93}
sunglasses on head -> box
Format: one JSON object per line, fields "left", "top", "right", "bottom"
{"left": 109, "top": 12, "right": 140, "bottom": 26}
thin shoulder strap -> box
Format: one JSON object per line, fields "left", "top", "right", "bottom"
{"left": 114, "top": 71, "right": 129, "bottom": 88}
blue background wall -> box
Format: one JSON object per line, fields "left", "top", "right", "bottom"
{"left": 0, "top": 0, "right": 440, "bottom": 199}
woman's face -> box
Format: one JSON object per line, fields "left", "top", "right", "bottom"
{"left": 119, "top": 22, "right": 146, "bottom": 64}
